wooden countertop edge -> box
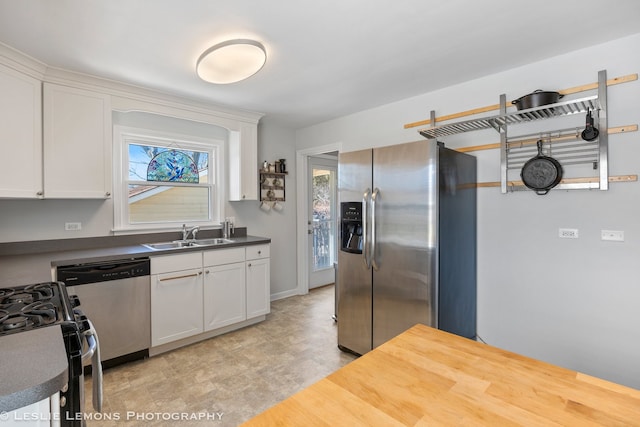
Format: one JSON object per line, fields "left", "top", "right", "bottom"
{"left": 241, "top": 324, "right": 640, "bottom": 426}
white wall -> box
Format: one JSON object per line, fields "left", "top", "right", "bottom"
{"left": 229, "top": 122, "right": 299, "bottom": 300}
{"left": 296, "top": 33, "right": 640, "bottom": 389}
{"left": 0, "top": 198, "right": 114, "bottom": 240}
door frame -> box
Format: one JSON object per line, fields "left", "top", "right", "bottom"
{"left": 296, "top": 143, "right": 342, "bottom": 295}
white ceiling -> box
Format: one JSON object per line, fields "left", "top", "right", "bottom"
{"left": 1, "top": 1, "right": 639, "bottom": 129}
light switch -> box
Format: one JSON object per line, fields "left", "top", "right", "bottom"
{"left": 601, "top": 230, "right": 624, "bottom": 242}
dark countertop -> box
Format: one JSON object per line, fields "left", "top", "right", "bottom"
{"left": 0, "top": 235, "right": 271, "bottom": 287}
{"left": 0, "top": 326, "right": 69, "bottom": 412}
{"left": 0, "top": 233, "right": 271, "bottom": 411}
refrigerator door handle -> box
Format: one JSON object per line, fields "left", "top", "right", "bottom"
{"left": 371, "top": 188, "right": 380, "bottom": 271}
{"left": 362, "top": 188, "right": 371, "bottom": 269}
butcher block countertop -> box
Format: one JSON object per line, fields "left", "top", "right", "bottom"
{"left": 242, "top": 324, "right": 640, "bottom": 426}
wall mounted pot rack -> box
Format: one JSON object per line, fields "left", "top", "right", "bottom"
{"left": 417, "top": 70, "right": 638, "bottom": 193}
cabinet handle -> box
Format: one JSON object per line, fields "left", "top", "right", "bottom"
{"left": 105, "top": 192, "right": 111, "bottom": 197}
{"left": 36, "top": 191, "right": 43, "bottom": 196}
{"left": 257, "top": 250, "right": 261, "bottom": 255}
{"left": 248, "top": 263, "right": 252, "bottom": 267}
{"left": 159, "top": 272, "right": 199, "bottom": 282}
{"left": 205, "top": 270, "right": 210, "bottom": 274}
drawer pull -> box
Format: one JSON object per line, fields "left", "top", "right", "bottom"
{"left": 159, "top": 272, "right": 199, "bottom": 282}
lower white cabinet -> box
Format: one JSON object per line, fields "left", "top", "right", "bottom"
{"left": 150, "top": 244, "right": 270, "bottom": 348}
{"left": 246, "top": 244, "right": 271, "bottom": 318}
{"left": 204, "top": 248, "right": 246, "bottom": 331}
{"left": 151, "top": 253, "right": 203, "bottom": 347}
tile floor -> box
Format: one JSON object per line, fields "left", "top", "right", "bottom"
{"left": 84, "top": 284, "right": 357, "bottom": 426}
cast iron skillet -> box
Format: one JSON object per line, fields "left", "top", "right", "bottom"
{"left": 512, "top": 90, "right": 563, "bottom": 110}
{"left": 520, "top": 140, "right": 563, "bottom": 195}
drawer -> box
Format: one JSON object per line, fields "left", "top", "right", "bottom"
{"left": 246, "top": 244, "right": 270, "bottom": 260}
{"left": 151, "top": 252, "right": 202, "bottom": 274}
{"left": 203, "top": 247, "right": 245, "bottom": 266}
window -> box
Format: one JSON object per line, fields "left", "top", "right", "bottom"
{"left": 114, "top": 126, "right": 224, "bottom": 231}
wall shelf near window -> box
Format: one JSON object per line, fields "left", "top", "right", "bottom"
{"left": 260, "top": 172, "right": 287, "bottom": 201}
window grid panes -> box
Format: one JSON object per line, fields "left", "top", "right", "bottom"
{"left": 312, "top": 168, "right": 336, "bottom": 271}
{"left": 125, "top": 140, "right": 214, "bottom": 225}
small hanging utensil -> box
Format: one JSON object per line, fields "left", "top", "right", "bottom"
{"left": 581, "top": 108, "right": 599, "bottom": 141}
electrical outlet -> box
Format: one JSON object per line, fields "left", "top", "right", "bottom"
{"left": 65, "top": 222, "right": 82, "bottom": 231}
{"left": 559, "top": 228, "right": 578, "bottom": 238}
{"left": 601, "top": 230, "right": 624, "bottom": 242}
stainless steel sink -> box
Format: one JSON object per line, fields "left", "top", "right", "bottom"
{"left": 142, "top": 241, "right": 197, "bottom": 250}
{"left": 192, "top": 238, "right": 234, "bottom": 246}
{"left": 143, "top": 238, "right": 233, "bottom": 250}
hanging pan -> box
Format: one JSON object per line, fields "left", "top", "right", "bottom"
{"left": 511, "top": 90, "right": 563, "bottom": 110}
{"left": 520, "top": 140, "right": 563, "bottom": 195}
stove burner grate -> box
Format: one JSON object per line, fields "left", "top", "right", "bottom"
{"left": 2, "top": 314, "right": 30, "bottom": 331}
{"left": 5, "top": 292, "right": 34, "bottom": 305}
{"left": 0, "top": 283, "right": 61, "bottom": 334}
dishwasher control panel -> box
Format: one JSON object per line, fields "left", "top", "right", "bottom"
{"left": 57, "top": 258, "right": 150, "bottom": 285}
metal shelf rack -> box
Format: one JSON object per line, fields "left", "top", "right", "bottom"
{"left": 418, "top": 96, "right": 600, "bottom": 139}
{"left": 418, "top": 70, "right": 609, "bottom": 193}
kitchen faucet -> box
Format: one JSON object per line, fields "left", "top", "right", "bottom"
{"left": 182, "top": 224, "right": 200, "bottom": 240}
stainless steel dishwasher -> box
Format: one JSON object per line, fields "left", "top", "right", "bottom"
{"left": 57, "top": 258, "right": 151, "bottom": 368}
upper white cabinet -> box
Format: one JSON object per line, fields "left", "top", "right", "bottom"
{"left": 43, "top": 83, "right": 112, "bottom": 198}
{"left": 228, "top": 123, "right": 258, "bottom": 201}
{"left": 0, "top": 63, "right": 43, "bottom": 198}
{"left": 1, "top": 44, "right": 263, "bottom": 200}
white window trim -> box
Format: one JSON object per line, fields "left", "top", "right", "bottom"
{"left": 112, "top": 125, "right": 226, "bottom": 234}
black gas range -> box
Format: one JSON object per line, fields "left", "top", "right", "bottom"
{"left": 0, "top": 281, "right": 101, "bottom": 426}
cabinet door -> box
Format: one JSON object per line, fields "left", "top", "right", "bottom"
{"left": 204, "top": 262, "right": 246, "bottom": 331}
{"left": 151, "top": 268, "right": 203, "bottom": 346}
{"left": 228, "top": 123, "right": 258, "bottom": 201}
{"left": 43, "top": 83, "right": 112, "bottom": 198}
{"left": 0, "top": 64, "right": 42, "bottom": 198}
{"left": 246, "top": 257, "right": 270, "bottom": 318}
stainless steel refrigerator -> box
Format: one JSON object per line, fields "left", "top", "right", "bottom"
{"left": 337, "top": 139, "right": 476, "bottom": 355}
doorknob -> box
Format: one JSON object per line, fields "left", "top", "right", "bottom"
{"left": 308, "top": 229, "right": 312, "bottom": 234}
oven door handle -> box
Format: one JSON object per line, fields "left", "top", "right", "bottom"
{"left": 82, "top": 319, "right": 103, "bottom": 413}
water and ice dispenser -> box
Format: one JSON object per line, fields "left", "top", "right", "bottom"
{"left": 340, "top": 202, "right": 363, "bottom": 254}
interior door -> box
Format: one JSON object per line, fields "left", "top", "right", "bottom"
{"left": 308, "top": 155, "right": 338, "bottom": 289}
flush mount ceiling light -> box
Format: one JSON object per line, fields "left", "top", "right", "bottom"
{"left": 196, "top": 39, "right": 266, "bottom": 84}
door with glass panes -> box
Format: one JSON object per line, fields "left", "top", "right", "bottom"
{"left": 308, "top": 155, "right": 338, "bottom": 289}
